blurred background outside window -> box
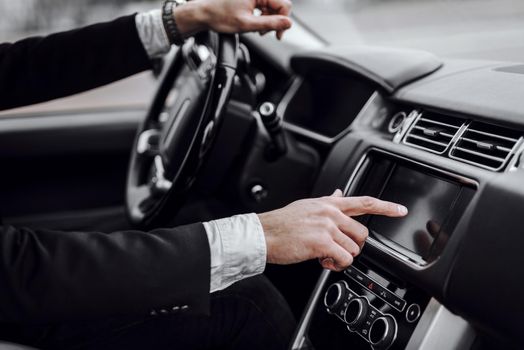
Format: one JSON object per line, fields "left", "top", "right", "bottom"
{"left": 1, "top": 0, "right": 524, "bottom": 61}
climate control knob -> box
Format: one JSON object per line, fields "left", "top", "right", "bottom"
{"left": 343, "top": 297, "right": 368, "bottom": 329}
{"left": 369, "top": 315, "right": 398, "bottom": 349}
{"left": 323, "top": 281, "right": 349, "bottom": 314}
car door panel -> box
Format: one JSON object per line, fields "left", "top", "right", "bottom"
{"left": 0, "top": 73, "right": 155, "bottom": 229}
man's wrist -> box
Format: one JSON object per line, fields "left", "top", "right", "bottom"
{"left": 173, "top": 1, "right": 210, "bottom": 39}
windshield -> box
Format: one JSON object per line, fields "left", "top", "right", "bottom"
{"left": 293, "top": 0, "right": 524, "bottom": 62}
{"left": 1, "top": 0, "right": 522, "bottom": 63}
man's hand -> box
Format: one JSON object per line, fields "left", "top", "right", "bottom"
{"left": 175, "top": 0, "right": 292, "bottom": 40}
{"left": 258, "top": 190, "right": 408, "bottom": 272}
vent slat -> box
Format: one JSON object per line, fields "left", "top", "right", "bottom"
{"left": 418, "top": 117, "right": 461, "bottom": 129}
{"left": 450, "top": 121, "right": 521, "bottom": 171}
{"left": 460, "top": 137, "right": 513, "bottom": 152}
{"left": 403, "top": 112, "right": 464, "bottom": 154}
{"left": 412, "top": 126, "right": 454, "bottom": 139}
{"left": 407, "top": 134, "right": 449, "bottom": 147}
{"left": 453, "top": 146, "right": 507, "bottom": 163}
{"left": 467, "top": 129, "right": 519, "bottom": 143}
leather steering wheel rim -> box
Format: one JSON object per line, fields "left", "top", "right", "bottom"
{"left": 126, "top": 32, "right": 239, "bottom": 228}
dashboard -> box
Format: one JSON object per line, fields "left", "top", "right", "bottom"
{"left": 265, "top": 46, "right": 524, "bottom": 349}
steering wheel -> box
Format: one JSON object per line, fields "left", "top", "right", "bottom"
{"left": 126, "top": 32, "right": 239, "bottom": 228}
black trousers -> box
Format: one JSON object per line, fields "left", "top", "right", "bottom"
{"left": 1, "top": 275, "right": 296, "bottom": 350}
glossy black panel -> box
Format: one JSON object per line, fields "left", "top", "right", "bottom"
{"left": 351, "top": 151, "right": 475, "bottom": 264}
{"left": 368, "top": 165, "right": 461, "bottom": 260}
{"left": 284, "top": 75, "right": 375, "bottom": 138}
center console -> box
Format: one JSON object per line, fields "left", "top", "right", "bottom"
{"left": 290, "top": 149, "right": 477, "bottom": 350}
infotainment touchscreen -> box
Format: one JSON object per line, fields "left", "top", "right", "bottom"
{"left": 366, "top": 165, "right": 461, "bottom": 261}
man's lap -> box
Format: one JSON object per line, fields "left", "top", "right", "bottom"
{"left": 1, "top": 275, "right": 296, "bottom": 350}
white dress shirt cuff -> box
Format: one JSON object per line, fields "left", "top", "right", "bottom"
{"left": 135, "top": 9, "right": 172, "bottom": 59}
{"left": 203, "top": 213, "right": 267, "bottom": 293}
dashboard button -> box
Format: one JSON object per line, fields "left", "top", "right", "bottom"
{"left": 324, "top": 281, "right": 349, "bottom": 314}
{"left": 346, "top": 267, "right": 371, "bottom": 286}
{"left": 388, "top": 111, "right": 407, "bottom": 133}
{"left": 345, "top": 267, "right": 406, "bottom": 312}
{"left": 343, "top": 297, "right": 369, "bottom": 329}
{"left": 406, "top": 303, "right": 421, "bottom": 323}
{"left": 369, "top": 315, "right": 398, "bottom": 349}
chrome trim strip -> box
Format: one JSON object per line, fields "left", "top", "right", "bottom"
{"left": 276, "top": 77, "right": 303, "bottom": 121}
{"left": 508, "top": 141, "right": 524, "bottom": 171}
{"left": 453, "top": 146, "right": 507, "bottom": 162}
{"left": 417, "top": 117, "right": 461, "bottom": 129}
{"left": 407, "top": 134, "right": 449, "bottom": 147}
{"left": 467, "top": 128, "right": 520, "bottom": 142}
{"left": 290, "top": 270, "right": 331, "bottom": 350}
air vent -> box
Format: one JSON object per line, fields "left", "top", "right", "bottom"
{"left": 450, "top": 122, "right": 522, "bottom": 171}
{"left": 403, "top": 112, "right": 464, "bottom": 154}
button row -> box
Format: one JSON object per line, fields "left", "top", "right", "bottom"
{"left": 345, "top": 266, "right": 406, "bottom": 312}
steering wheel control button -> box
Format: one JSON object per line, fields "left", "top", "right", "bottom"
{"left": 343, "top": 297, "right": 369, "bottom": 329}
{"left": 388, "top": 111, "right": 407, "bottom": 133}
{"left": 137, "top": 129, "right": 161, "bottom": 155}
{"left": 324, "top": 281, "right": 349, "bottom": 315}
{"left": 406, "top": 303, "right": 421, "bottom": 323}
{"left": 369, "top": 315, "right": 398, "bottom": 349}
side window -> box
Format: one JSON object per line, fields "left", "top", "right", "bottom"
{"left": 0, "top": 0, "right": 156, "bottom": 41}
{"left": 0, "top": 0, "right": 158, "bottom": 116}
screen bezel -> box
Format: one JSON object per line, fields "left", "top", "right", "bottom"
{"left": 344, "top": 148, "right": 477, "bottom": 265}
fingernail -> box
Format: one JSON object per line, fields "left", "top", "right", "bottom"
{"left": 331, "top": 189, "right": 343, "bottom": 196}
{"left": 398, "top": 205, "right": 408, "bottom": 215}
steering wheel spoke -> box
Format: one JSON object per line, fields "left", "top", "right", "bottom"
{"left": 126, "top": 32, "right": 239, "bottom": 228}
{"left": 137, "top": 129, "right": 161, "bottom": 156}
{"left": 151, "top": 155, "right": 173, "bottom": 195}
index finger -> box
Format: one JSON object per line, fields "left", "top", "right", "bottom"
{"left": 332, "top": 196, "right": 408, "bottom": 217}
{"left": 263, "top": 0, "right": 292, "bottom": 40}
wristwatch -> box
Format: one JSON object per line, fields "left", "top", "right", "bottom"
{"left": 162, "top": 0, "right": 187, "bottom": 46}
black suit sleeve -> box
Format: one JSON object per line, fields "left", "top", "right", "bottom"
{"left": 0, "top": 223, "right": 211, "bottom": 323}
{"left": 0, "top": 14, "right": 152, "bottom": 111}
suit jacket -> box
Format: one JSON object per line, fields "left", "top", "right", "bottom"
{"left": 0, "top": 16, "right": 211, "bottom": 323}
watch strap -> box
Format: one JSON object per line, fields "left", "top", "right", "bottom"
{"left": 162, "top": 0, "right": 186, "bottom": 46}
